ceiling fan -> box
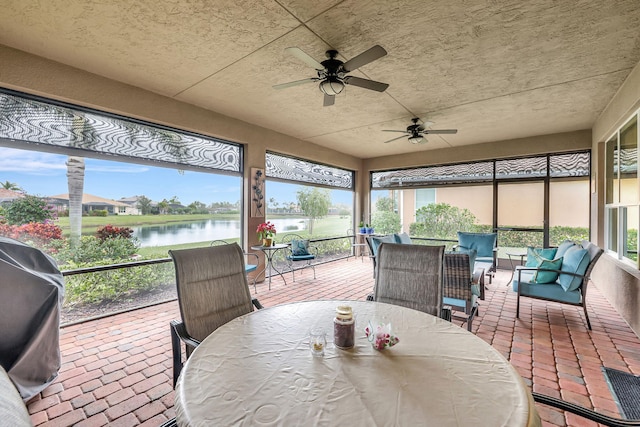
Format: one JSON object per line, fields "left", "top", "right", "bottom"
{"left": 382, "top": 118, "right": 458, "bottom": 144}
{"left": 273, "top": 45, "right": 389, "bottom": 107}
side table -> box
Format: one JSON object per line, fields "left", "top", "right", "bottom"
{"left": 251, "top": 244, "right": 288, "bottom": 290}
{"left": 507, "top": 251, "right": 527, "bottom": 285}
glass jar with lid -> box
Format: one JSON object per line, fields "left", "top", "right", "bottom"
{"left": 334, "top": 305, "right": 355, "bottom": 349}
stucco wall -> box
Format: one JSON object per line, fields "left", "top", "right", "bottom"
{"left": 591, "top": 60, "right": 640, "bottom": 337}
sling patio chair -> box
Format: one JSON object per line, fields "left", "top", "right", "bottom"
{"left": 168, "top": 243, "right": 263, "bottom": 387}
{"left": 373, "top": 242, "right": 447, "bottom": 319}
{"left": 210, "top": 239, "right": 259, "bottom": 292}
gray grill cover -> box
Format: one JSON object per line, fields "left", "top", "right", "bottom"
{"left": 0, "top": 237, "right": 63, "bottom": 400}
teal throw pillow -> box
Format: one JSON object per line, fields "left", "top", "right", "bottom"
{"left": 394, "top": 232, "right": 412, "bottom": 244}
{"left": 558, "top": 246, "right": 590, "bottom": 291}
{"left": 370, "top": 235, "right": 396, "bottom": 256}
{"left": 556, "top": 240, "right": 576, "bottom": 258}
{"left": 533, "top": 257, "right": 563, "bottom": 284}
{"left": 457, "top": 232, "right": 496, "bottom": 258}
{"left": 525, "top": 247, "right": 558, "bottom": 267}
{"left": 291, "top": 239, "right": 310, "bottom": 256}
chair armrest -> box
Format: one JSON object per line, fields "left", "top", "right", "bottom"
{"left": 245, "top": 252, "right": 259, "bottom": 264}
{"left": 532, "top": 392, "right": 640, "bottom": 426}
{"left": 252, "top": 298, "right": 264, "bottom": 310}
{"left": 170, "top": 319, "right": 201, "bottom": 349}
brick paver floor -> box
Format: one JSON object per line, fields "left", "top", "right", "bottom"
{"left": 26, "top": 256, "right": 640, "bottom": 426}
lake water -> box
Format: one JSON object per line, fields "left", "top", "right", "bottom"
{"left": 132, "top": 217, "right": 307, "bottom": 247}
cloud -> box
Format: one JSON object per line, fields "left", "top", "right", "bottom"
{"left": 0, "top": 148, "right": 66, "bottom": 175}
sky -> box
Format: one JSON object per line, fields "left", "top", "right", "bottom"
{"left": 0, "top": 147, "right": 352, "bottom": 206}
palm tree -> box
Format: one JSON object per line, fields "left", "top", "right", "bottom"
{"left": 1, "top": 180, "right": 22, "bottom": 191}
{"left": 66, "top": 156, "right": 85, "bottom": 247}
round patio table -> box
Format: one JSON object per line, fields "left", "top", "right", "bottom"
{"left": 175, "top": 300, "right": 541, "bottom": 427}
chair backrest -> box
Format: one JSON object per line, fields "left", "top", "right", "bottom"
{"left": 169, "top": 244, "right": 254, "bottom": 343}
{"left": 374, "top": 243, "right": 445, "bottom": 316}
{"left": 457, "top": 231, "right": 497, "bottom": 258}
{"left": 580, "top": 240, "right": 604, "bottom": 287}
{"left": 443, "top": 252, "right": 473, "bottom": 301}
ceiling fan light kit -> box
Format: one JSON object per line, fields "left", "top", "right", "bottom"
{"left": 319, "top": 78, "right": 345, "bottom": 96}
{"left": 408, "top": 135, "right": 424, "bottom": 144}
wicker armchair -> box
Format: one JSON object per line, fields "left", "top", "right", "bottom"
{"left": 168, "top": 244, "right": 263, "bottom": 387}
{"left": 443, "top": 252, "right": 480, "bottom": 331}
{"left": 374, "top": 243, "right": 446, "bottom": 318}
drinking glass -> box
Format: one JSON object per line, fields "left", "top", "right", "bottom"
{"left": 309, "top": 327, "right": 327, "bottom": 357}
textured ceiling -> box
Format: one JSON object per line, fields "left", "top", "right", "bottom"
{"left": 1, "top": 0, "right": 639, "bottom": 158}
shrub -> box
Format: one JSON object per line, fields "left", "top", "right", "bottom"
{"left": 88, "top": 209, "right": 108, "bottom": 217}
{"left": 96, "top": 224, "right": 134, "bottom": 241}
{"left": 0, "top": 222, "right": 63, "bottom": 253}
{"left": 410, "top": 203, "right": 477, "bottom": 239}
{"left": 63, "top": 260, "right": 174, "bottom": 305}
{"left": 55, "top": 235, "right": 139, "bottom": 266}
{"left": 4, "top": 195, "right": 56, "bottom": 225}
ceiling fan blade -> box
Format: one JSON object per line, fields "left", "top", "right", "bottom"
{"left": 273, "top": 78, "right": 317, "bottom": 90}
{"left": 342, "top": 45, "right": 387, "bottom": 72}
{"left": 381, "top": 130, "right": 408, "bottom": 133}
{"left": 424, "top": 129, "right": 458, "bottom": 135}
{"left": 284, "top": 47, "right": 324, "bottom": 70}
{"left": 323, "top": 93, "right": 335, "bottom": 107}
{"left": 383, "top": 135, "right": 408, "bottom": 144}
{"left": 344, "top": 76, "right": 389, "bottom": 92}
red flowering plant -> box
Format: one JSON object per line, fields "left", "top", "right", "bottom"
{"left": 256, "top": 221, "right": 276, "bottom": 241}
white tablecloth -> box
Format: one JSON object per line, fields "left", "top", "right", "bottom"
{"left": 175, "top": 300, "right": 541, "bottom": 426}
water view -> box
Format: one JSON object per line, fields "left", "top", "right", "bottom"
{"left": 131, "top": 218, "right": 307, "bottom": 247}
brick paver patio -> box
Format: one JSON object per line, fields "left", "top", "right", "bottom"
{"left": 26, "top": 256, "right": 640, "bottom": 426}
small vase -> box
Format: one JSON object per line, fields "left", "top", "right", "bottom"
{"left": 262, "top": 238, "right": 273, "bottom": 247}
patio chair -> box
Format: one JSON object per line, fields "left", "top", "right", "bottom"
{"left": 512, "top": 240, "right": 603, "bottom": 330}
{"left": 210, "top": 239, "right": 259, "bottom": 292}
{"left": 280, "top": 234, "right": 318, "bottom": 281}
{"left": 443, "top": 252, "right": 481, "bottom": 332}
{"left": 532, "top": 392, "right": 640, "bottom": 426}
{"left": 168, "top": 244, "right": 263, "bottom": 387}
{"left": 455, "top": 231, "right": 498, "bottom": 284}
{"left": 374, "top": 242, "right": 446, "bottom": 318}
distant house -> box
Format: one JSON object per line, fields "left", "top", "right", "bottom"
{"left": 0, "top": 188, "right": 24, "bottom": 206}
{"left": 48, "top": 193, "right": 140, "bottom": 215}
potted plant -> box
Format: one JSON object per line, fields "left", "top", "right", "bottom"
{"left": 365, "top": 223, "right": 374, "bottom": 234}
{"left": 256, "top": 221, "right": 276, "bottom": 246}
{"left": 359, "top": 221, "right": 366, "bottom": 234}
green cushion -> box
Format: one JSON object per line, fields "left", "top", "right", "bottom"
{"left": 556, "top": 240, "right": 576, "bottom": 258}
{"left": 291, "top": 239, "right": 310, "bottom": 256}
{"left": 557, "top": 246, "right": 590, "bottom": 291}
{"left": 394, "top": 232, "right": 412, "bottom": 244}
{"left": 533, "top": 257, "right": 563, "bottom": 284}
{"left": 370, "top": 235, "right": 396, "bottom": 256}
{"left": 457, "top": 232, "right": 496, "bottom": 258}
{"left": 525, "top": 247, "right": 558, "bottom": 267}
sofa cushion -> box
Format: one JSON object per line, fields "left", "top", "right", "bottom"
{"left": 556, "top": 240, "right": 576, "bottom": 258}
{"left": 394, "top": 232, "right": 412, "bottom": 244}
{"left": 291, "top": 239, "right": 310, "bottom": 256}
{"left": 533, "top": 257, "right": 563, "bottom": 283}
{"left": 525, "top": 247, "right": 558, "bottom": 267}
{"left": 369, "top": 235, "right": 396, "bottom": 257}
{"left": 457, "top": 232, "right": 496, "bottom": 258}
{"left": 513, "top": 276, "right": 582, "bottom": 305}
{"left": 557, "top": 245, "right": 590, "bottom": 291}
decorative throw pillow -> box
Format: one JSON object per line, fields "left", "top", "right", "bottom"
{"left": 525, "top": 247, "right": 558, "bottom": 267}
{"left": 533, "top": 257, "right": 563, "bottom": 284}
{"left": 370, "top": 235, "right": 396, "bottom": 256}
{"left": 394, "top": 232, "right": 412, "bottom": 244}
{"left": 555, "top": 240, "right": 576, "bottom": 259}
{"left": 291, "top": 239, "right": 310, "bottom": 256}
{"left": 557, "top": 245, "right": 590, "bottom": 291}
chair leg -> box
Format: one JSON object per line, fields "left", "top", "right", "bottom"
{"left": 170, "top": 321, "right": 183, "bottom": 388}
{"left": 516, "top": 292, "right": 521, "bottom": 319}
{"left": 583, "top": 304, "right": 592, "bottom": 330}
